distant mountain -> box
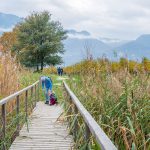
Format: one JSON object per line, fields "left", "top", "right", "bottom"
{"left": 0, "top": 12, "right": 22, "bottom": 35}
{"left": 63, "top": 37, "right": 111, "bottom": 66}
{"left": 63, "top": 29, "right": 113, "bottom": 65}
{"left": 0, "top": 13, "right": 150, "bottom": 65}
{"left": 114, "top": 34, "right": 150, "bottom": 60}
{"left": 63, "top": 33, "right": 150, "bottom": 65}
{"left": 99, "top": 37, "right": 130, "bottom": 48}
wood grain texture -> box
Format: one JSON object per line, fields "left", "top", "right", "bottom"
{"left": 9, "top": 102, "right": 74, "bottom": 150}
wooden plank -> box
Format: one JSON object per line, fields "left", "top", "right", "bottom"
{"left": 63, "top": 81, "right": 117, "bottom": 150}
{"left": 9, "top": 102, "right": 74, "bottom": 150}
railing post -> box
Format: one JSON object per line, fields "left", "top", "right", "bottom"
{"left": 85, "top": 123, "right": 90, "bottom": 149}
{"left": 68, "top": 96, "right": 72, "bottom": 127}
{"left": 31, "top": 87, "right": 33, "bottom": 97}
{"left": 25, "top": 90, "right": 28, "bottom": 119}
{"left": 31, "top": 87, "right": 33, "bottom": 108}
{"left": 73, "top": 105, "right": 78, "bottom": 142}
{"left": 2, "top": 104, "right": 6, "bottom": 150}
{"left": 25, "top": 90, "right": 29, "bottom": 132}
{"left": 37, "top": 82, "right": 39, "bottom": 102}
{"left": 35, "top": 85, "right": 37, "bottom": 107}
{"left": 16, "top": 95, "right": 20, "bottom": 135}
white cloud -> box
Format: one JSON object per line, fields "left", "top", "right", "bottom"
{"left": 67, "top": 33, "right": 93, "bottom": 39}
{"left": 0, "top": 0, "right": 150, "bottom": 40}
{"left": 0, "top": 26, "right": 14, "bottom": 32}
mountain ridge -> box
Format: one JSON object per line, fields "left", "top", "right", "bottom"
{"left": 113, "top": 34, "right": 150, "bottom": 60}
{"left": 0, "top": 12, "right": 22, "bottom": 34}
{"left": 0, "top": 12, "right": 150, "bottom": 65}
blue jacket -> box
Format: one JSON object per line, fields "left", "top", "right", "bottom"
{"left": 41, "top": 76, "right": 53, "bottom": 90}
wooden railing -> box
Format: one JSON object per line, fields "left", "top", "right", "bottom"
{"left": 0, "top": 81, "right": 39, "bottom": 150}
{"left": 63, "top": 81, "right": 117, "bottom": 150}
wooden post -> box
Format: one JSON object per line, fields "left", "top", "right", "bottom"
{"left": 66, "top": 95, "right": 73, "bottom": 135}
{"left": 16, "top": 95, "right": 20, "bottom": 135}
{"left": 31, "top": 87, "right": 33, "bottom": 97}
{"left": 85, "top": 123, "right": 90, "bottom": 149}
{"left": 63, "top": 88, "right": 68, "bottom": 112}
{"left": 25, "top": 90, "right": 29, "bottom": 132}
{"left": 25, "top": 90, "right": 28, "bottom": 119}
{"left": 69, "top": 96, "right": 72, "bottom": 112}
{"left": 2, "top": 104, "right": 6, "bottom": 150}
{"left": 31, "top": 87, "right": 33, "bottom": 108}
{"left": 73, "top": 105, "right": 78, "bottom": 142}
{"left": 68, "top": 96, "right": 72, "bottom": 126}
{"left": 37, "top": 82, "right": 39, "bottom": 102}
{"left": 131, "top": 90, "right": 134, "bottom": 99}
{"left": 35, "top": 85, "right": 37, "bottom": 107}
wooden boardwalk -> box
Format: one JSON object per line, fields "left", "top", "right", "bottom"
{"left": 9, "top": 101, "right": 74, "bottom": 150}
{"left": 1, "top": 80, "right": 117, "bottom": 150}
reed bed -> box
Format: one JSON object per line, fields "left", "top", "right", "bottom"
{"left": 0, "top": 53, "right": 42, "bottom": 149}
{"left": 0, "top": 53, "right": 20, "bottom": 99}
{"left": 65, "top": 60, "right": 150, "bottom": 150}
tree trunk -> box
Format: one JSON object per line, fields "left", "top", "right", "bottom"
{"left": 36, "top": 53, "right": 39, "bottom": 72}
{"left": 41, "top": 56, "right": 44, "bottom": 71}
{"left": 41, "top": 61, "right": 43, "bottom": 71}
{"left": 37, "top": 65, "right": 39, "bottom": 72}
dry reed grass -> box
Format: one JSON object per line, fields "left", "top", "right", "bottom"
{"left": 0, "top": 53, "right": 20, "bottom": 99}
{"left": 0, "top": 53, "right": 40, "bottom": 149}
{"left": 66, "top": 60, "right": 150, "bottom": 150}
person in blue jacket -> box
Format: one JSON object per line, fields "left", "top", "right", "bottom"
{"left": 40, "top": 76, "right": 53, "bottom": 104}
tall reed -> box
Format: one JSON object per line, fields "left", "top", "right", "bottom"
{"left": 0, "top": 53, "right": 42, "bottom": 149}
{"left": 0, "top": 53, "right": 20, "bottom": 99}
{"left": 66, "top": 60, "right": 150, "bottom": 150}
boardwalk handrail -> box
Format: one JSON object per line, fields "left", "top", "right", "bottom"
{"left": 63, "top": 81, "right": 117, "bottom": 150}
{"left": 0, "top": 81, "right": 39, "bottom": 106}
{"left": 0, "top": 80, "right": 39, "bottom": 150}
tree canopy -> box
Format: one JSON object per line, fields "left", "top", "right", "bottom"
{"left": 13, "top": 11, "right": 67, "bottom": 71}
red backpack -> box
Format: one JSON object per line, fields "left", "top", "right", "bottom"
{"left": 49, "top": 93, "right": 58, "bottom": 105}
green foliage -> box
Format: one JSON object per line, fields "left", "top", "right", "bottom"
{"left": 13, "top": 11, "right": 67, "bottom": 71}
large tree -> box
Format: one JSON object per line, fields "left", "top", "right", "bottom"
{"left": 14, "top": 11, "right": 67, "bottom": 71}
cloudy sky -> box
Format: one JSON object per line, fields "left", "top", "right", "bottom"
{"left": 0, "top": 0, "right": 150, "bottom": 40}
